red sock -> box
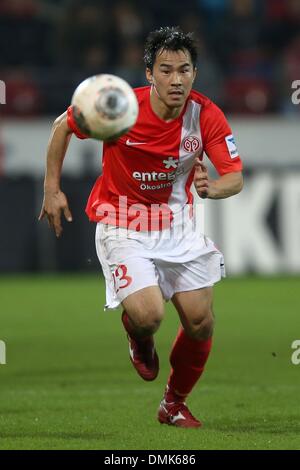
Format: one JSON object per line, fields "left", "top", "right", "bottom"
{"left": 165, "top": 327, "right": 212, "bottom": 403}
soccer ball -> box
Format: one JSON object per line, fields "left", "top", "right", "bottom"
{"left": 71, "top": 74, "right": 139, "bottom": 141}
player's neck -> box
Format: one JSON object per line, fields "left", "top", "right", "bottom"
{"left": 150, "top": 88, "right": 184, "bottom": 122}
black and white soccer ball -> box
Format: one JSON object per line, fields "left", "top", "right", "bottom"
{"left": 71, "top": 74, "right": 139, "bottom": 141}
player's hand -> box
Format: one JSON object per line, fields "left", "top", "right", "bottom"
{"left": 38, "top": 189, "right": 73, "bottom": 238}
{"left": 194, "top": 158, "right": 210, "bottom": 198}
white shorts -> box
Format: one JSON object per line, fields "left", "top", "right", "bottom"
{"left": 95, "top": 221, "right": 225, "bottom": 309}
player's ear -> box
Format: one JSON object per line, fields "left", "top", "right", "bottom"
{"left": 192, "top": 67, "right": 197, "bottom": 83}
{"left": 146, "top": 68, "right": 153, "bottom": 84}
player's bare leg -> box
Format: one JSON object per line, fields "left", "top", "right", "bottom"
{"left": 122, "top": 286, "right": 164, "bottom": 381}
{"left": 173, "top": 287, "right": 214, "bottom": 340}
{"left": 158, "top": 287, "right": 214, "bottom": 428}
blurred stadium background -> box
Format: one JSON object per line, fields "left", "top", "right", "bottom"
{"left": 0, "top": 0, "right": 300, "bottom": 451}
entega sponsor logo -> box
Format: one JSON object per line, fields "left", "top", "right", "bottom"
{"left": 132, "top": 170, "right": 177, "bottom": 182}
{"left": 132, "top": 170, "right": 177, "bottom": 191}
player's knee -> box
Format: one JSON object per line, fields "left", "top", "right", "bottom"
{"left": 132, "top": 307, "right": 164, "bottom": 336}
{"left": 187, "top": 313, "right": 214, "bottom": 340}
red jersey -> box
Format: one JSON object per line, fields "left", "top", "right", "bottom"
{"left": 67, "top": 86, "right": 242, "bottom": 230}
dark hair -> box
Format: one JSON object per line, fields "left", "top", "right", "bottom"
{"left": 144, "top": 26, "right": 197, "bottom": 71}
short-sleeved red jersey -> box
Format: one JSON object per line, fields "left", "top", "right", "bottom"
{"left": 67, "top": 86, "right": 242, "bottom": 230}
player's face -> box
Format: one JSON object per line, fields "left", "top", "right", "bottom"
{"left": 146, "top": 48, "right": 196, "bottom": 110}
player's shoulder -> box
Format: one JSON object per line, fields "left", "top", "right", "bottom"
{"left": 133, "top": 86, "right": 150, "bottom": 105}
{"left": 189, "top": 89, "right": 224, "bottom": 118}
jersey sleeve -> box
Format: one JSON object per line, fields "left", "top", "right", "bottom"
{"left": 67, "top": 106, "right": 88, "bottom": 140}
{"left": 201, "top": 102, "right": 243, "bottom": 176}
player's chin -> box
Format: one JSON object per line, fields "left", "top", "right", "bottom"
{"left": 166, "top": 95, "right": 186, "bottom": 107}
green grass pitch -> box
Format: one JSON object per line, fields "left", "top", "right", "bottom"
{"left": 0, "top": 275, "right": 299, "bottom": 450}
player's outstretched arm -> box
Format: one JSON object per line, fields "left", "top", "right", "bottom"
{"left": 39, "top": 111, "right": 73, "bottom": 238}
{"left": 194, "top": 158, "right": 243, "bottom": 199}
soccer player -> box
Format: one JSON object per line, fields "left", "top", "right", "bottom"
{"left": 39, "top": 27, "right": 243, "bottom": 428}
